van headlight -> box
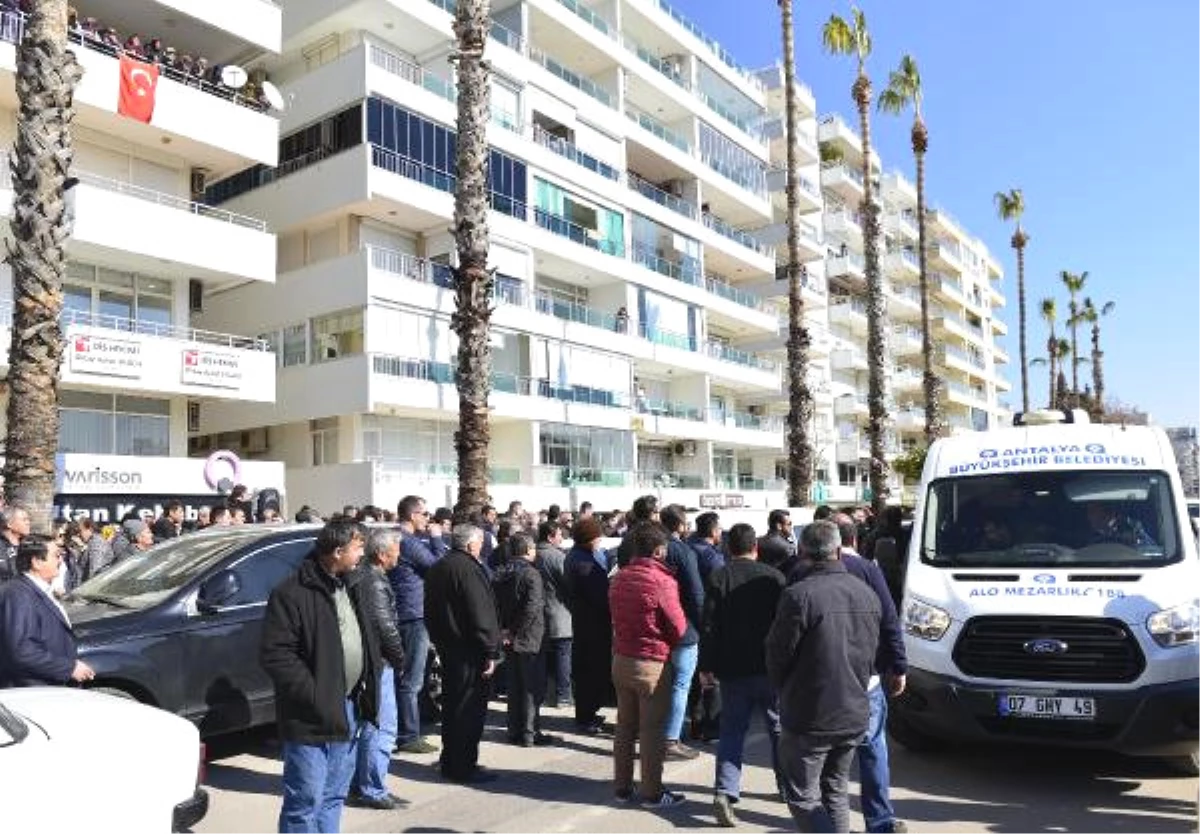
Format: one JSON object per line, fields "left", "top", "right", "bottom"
{"left": 904, "top": 598, "right": 951, "bottom": 641}
{"left": 1147, "top": 600, "right": 1200, "bottom": 648}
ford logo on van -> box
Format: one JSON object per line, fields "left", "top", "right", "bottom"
{"left": 1032, "top": 573, "right": 1056, "bottom": 584}
{"left": 1024, "top": 639, "right": 1069, "bottom": 655}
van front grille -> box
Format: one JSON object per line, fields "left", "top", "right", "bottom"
{"left": 952, "top": 616, "right": 1144, "bottom": 683}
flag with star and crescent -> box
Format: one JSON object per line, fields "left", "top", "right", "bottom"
{"left": 117, "top": 55, "right": 159, "bottom": 123}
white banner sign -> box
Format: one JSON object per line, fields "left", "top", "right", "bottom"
{"left": 181, "top": 349, "right": 243, "bottom": 389}
{"left": 69, "top": 333, "right": 143, "bottom": 379}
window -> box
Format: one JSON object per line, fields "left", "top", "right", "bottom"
{"left": 713, "top": 448, "right": 736, "bottom": 487}
{"left": 59, "top": 392, "right": 169, "bottom": 456}
{"left": 310, "top": 418, "right": 339, "bottom": 466}
{"left": 539, "top": 423, "right": 633, "bottom": 472}
{"left": 63, "top": 263, "right": 174, "bottom": 330}
{"left": 227, "top": 539, "right": 315, "bottom": 606}
{"left": 311, "top": 309, "right": 364, "bottom": 362}
{"left": 282, "top": 324, "right": 307, "bottom": 367}
{"left": 360, "top": 416, "right": 456, "bottom": 476}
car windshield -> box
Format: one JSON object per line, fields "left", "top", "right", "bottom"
{"left": 71, "top": 530, "right": 261, "bottom": 609}
{"left": 920, "top": 470, "right": 1181, "bottom": 568}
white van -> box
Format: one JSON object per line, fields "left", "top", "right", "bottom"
{"left": 892, "top": 410, "right": 1199, "bottom": 773}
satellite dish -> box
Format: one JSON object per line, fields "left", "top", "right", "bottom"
{"left": 261, "top": 80, "right": 286, "bottom": 111}
{"left": 220, "top": 64, "right": 248, "bottom": 89}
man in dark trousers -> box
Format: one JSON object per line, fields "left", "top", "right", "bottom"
{"left": 260, "top": 519, "right": 382, "bottom": 834}
{"left": 535, "top": 521, "right": 572, "bottom": 709}
{"left": 423, "top": 523, "right": 502, "bottom": 783}
{"left": 494, "top": 532, "right": 554, "bottom": 747}
{"left": 700, "top": 523, "right": 786, "bottom": 827}
{"left": 0, "top": 535, "right": 95, "bottom": 687}
{"left": 766, "top": 520, "right": 881, "bottom": 833}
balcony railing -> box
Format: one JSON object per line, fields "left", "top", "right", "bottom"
{"left": 894, "top": 324, "right": 923, "bottom": 343}
{"left": 699, "top": 148, "right": 768, "bottom": 199}
{"left": 533, "top": 207, "right": 625, "bottom": 256}
{"left": 628, "top": 173, "right": 697, "bottom": 220}
{"left": 650, "top": 0, "right": 765, "bottom": 92}
{"left": 371, "top": 458, "right": 521, "bottom": 486}
{"left": 532, "top": 124, "right": 620, "bottom": 180}
{"left": 637, "top": 471, "right": 707, "bottom": 489}
{"left": 702, "top": 212, "right": 775, "bottom": 258}
{"left": 372, "top": 354, "right": 631, "bottom": 408}
{"left": 368, "top": 45, "right": 456, "bottom": 102}
{"left": 371, "top": 145, "right": 527, "bottom": 219}
{"left": 533, "top": 292, "right": 620, "bottom": 331}
{"left": 367, "top": 245, "right": 456, "bottom": 289}
{"left": 705, "top": 275, "right": 769, "bottom": 313}
{"left": 637, "top": 321, "right": 696, "bottom": 352}
{"left": 528, "top": 45, "right": 614, "bottom": 108}
{"left": 537, "top": 465, "right": 632, "bottom": 487}
{"left": 625, "top": 106, "right": 692, "bottom": 153}
{"left": 632, "top": 243, "right": 701, "bottom": 286}
{"left": 832, "top": 296, "right": 868, "bottom": 316}
{"left": 706, "top": 340, "right": 777, "bottom": 372}
{"left": 697, "top": 90, "right": 766, "bottom": 142}
{"left": 637, "top": 398, "right": 705, "bottom": 422}
{"left": 821, "top": 161, "right": 865, "bottom": 187}
{"left": 827, "top": 252, "right": 866, "bottom": 274}
{"left": 0, "top": 302, "right": 269, "bottom": 351}
{"left": 555, "top": 0, "right": 614, "bottom": 35}
{"left": 629, "top": 40, "right": 691, "bottom": 90}
{"left": 0, "top": 153, "right": 268, "bottom": 231}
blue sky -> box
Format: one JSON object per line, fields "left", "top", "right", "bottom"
{"left": 672, "top": 0, "right": 1199, "bottom": 427}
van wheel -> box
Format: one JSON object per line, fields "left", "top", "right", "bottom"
{"left": 1165, "top": 752, "right": 1199, "bottom": 777}
{"left": 887, "top": 711, "right": 945, "bottom": 753}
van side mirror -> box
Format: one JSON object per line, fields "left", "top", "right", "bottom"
{"left": 197, "top": 570, "right": 241, "bottom": 613}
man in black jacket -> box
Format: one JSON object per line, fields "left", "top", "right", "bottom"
{"left": 494, "top": 532, "right": 554, "bottom": 747}
{"left": 424, "top": 523, "right": 503, "bottom": 783}
{"left": 766, "top": 520, "right": 881, "bottom": 833}
{"left": 699, "top": 523, "right": 786, "bottom": 827}
{"left": 349, "top": 529, "right": 407, "bottom": 810}
{"left": 261, "top": 519, "right": 381, "bottom": 834}
{"left": 660, "top": 504, "right": 704, "bottom": 761}
{"left": 758, "top": 509, "right": 798, "bottom": 575}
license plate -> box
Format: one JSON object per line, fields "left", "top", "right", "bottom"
{"left": 997, "top": 693, "right": 1095, "bottom": 720}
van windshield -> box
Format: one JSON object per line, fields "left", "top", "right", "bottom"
{"left": 920, "top": 470, "right": 1181, "bottom": 568}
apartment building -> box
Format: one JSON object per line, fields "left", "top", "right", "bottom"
{"left": 195, "top": 0, "right": 1009, "bottom": 514}
{"left": 0, "top": 3, "right": 283, "bottom": 520}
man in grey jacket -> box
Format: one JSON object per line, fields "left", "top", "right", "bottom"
{"left": 766, "top": 520, "right": 881, "bottom": 833}
{"left": 536, "top": 521, "right": 573, "bottom": 708}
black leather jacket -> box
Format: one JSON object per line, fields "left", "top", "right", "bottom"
{"left": 357, "top": 563, "right": 406, "bottom": 670}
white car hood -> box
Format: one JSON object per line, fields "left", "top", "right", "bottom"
{"left": 2, "top": 687, "right": 194, "bottom": 743}
{"left": 913, "top": 569, "right": 1189, "bottom": 625}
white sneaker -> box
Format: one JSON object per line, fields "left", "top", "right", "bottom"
{"left": 642, "top": 790, "right": 686, "bottom": 808}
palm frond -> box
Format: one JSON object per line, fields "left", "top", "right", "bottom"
{"left": 822, "top": 14, "right": 854, "bottom": 56}
{"left": 1039, "top": 297, "right": 1056, "bottom": 322}
{"left": 1101, "top": 301, "right": 1115, "bottom": 316}
{"left": 994, "top": 188, "right": 1024, "bottom": 221}
{"left": 851, "top": 6, "right": 872, "bottom": 60}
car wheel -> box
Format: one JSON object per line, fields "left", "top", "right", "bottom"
{"left": 1165, "top": 751, "right": 1199, "bottom": 777}
{"left": 887, "top": 710, "right": 945, "bottom": 753}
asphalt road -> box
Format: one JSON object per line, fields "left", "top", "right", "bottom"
{"left": 196, "top": 702, "right": 1198, "bottom": 833}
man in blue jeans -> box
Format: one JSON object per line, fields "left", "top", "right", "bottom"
{"left": 660, "top": 504, "right": 704, "bottom": 761}
{"left": 390, "top": 495, "right": 446, "bottom": 755}
{"left": 349, "top": 529, "right": 408, "bottom": 810}
{"left": 699, "top": 523, "right": 787, "bottom": 827}
{"left": 825, "top": 514, "right": 908, "bottom": 834}
{"left": 260, "top": 520, "right": 381, "bottom": 833}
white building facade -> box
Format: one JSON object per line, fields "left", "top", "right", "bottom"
{"left": 193, "top": 0, "right": 1009, "bottom": 514}
{"left": 0, "top": 3, "right": 282, "bottom": 516}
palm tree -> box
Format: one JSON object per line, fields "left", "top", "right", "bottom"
{"left": 1080, "top": 297, "right": 1115, "bottom": 417}
{"left": 824, "top": 6, "right": 890, "bottom": 515}
{"left": 3, "top": 0, "right": 83, "bottom": 532}
{"left": 993, "top": 189, "right": 1029, "bottom": 413}
{"left": 878, "top": 54, "right": 942, "bottom": 446}
{"left": 450, "top": 0, "right": 493, "bottom": 523}
{"left": 1059, "top": 269, "right": 1088, "bottom": 405}
{"left": 779, "top": 0, "right": 813, "bottom": 508}
{"left": 1032, "top": 336, "right": 1070, "bottom": 411}
{"left": 1038, "top": 297, "right": 1058, "bottom": 409}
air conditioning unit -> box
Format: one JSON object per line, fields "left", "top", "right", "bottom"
{"left": 241, "top": 427, "right": 270, "bottom": 454}
{"left": 189, "top": 166, "right": 210, "bottom": 197}
{"left": 188, "top": 279, "right": 204, "bottom": 313}
{"left": 672, "top": 440, "right": 697, "bottom": 458}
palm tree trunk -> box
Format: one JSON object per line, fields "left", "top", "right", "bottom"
{"left": 1091, "top": 323, "right": 1105, "bottom": 417}
{"left": 1046, "top": 335, "right": 1056, "bottom": 409}
{"left": 450, "top": 0, "right": 493, "bottom": 523}
{"left": 780, "top": 0, "right": 812, "bottom": 508}
{"left": 4, "top": 0, "right": 82, "bottom": 533}
{"left": 913, "top": 119, "right": 941, "bottom": 446}
{"left": 1068, "top": 303, "right": 1080, "bottom": 406}
{"left": 853, "top": 73, "right": 890, "bottom": 516}
{"left": 1014, "top": 235, "right": 1029, "bottom": 413}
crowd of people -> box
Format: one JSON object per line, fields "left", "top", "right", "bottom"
{"left": 255, "top": 494, "right": 910, "bottom": 833}
{"left": 0, "top": 487, "right": 913, "bottom": 833}
{"left": 0, "top": 1, "right": 273, "bottom": 110}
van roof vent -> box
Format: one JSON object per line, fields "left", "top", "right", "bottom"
{"left": 1012, "top": 408, "right": 1092, "bottom": 427}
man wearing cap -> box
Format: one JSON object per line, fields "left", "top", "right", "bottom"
{"left": 113, "top": 518, "right": 154, "bottom": 563}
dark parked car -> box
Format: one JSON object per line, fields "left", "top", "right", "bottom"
{"left": 67, "top": 524, "right": 320, "bottom": 737}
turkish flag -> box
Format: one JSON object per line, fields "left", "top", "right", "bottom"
{"left": 118, "top": 56, "right": 158, "bottom": 123}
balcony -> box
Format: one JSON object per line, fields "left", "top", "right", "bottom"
{"left": 534, "top": 208, "right": 624, "bottom": 257}
{"left": 705, "top": 275, "right": 773, "bottom": 315}
{"left": 820, "top": 162, "right": 865, "bottom": 201}
{"left": 755, "top": 218, "right": 823, "bottom": 261}
{"left": 883, "top": 248, "right": 920, "bottom": 278}
{"left": 755, "top": 63, "right": 816, "bottom": 119}
{"left": 528, "top": 45, "right": 615, "bottom": 109}
{"left": 0, "top": 303, "right": 274, "bottom": 402}
{"left": 625, "top": 105, "right": 693, "bottom": 154}
{"left": 702, "top": 212, "right": 776, "bottom": 259}
{"left": 885, "top": 210, "right": 920, "bottom": 241}
{"left": 628, "top": 173, "right": 698, "bottom": 220}
{"left": 892, "top": 324, "right": 924, "bottom": 355}
{"left": 895, "top": 407, "right": 925, "bottom": 431}
{"left": 0, "top": 12, "right": 277, "bottom": 168}
{"left": 532, "top": 125, "right": 620, "bottom": 181}
{"left": 946, "top": 379, "right": 989, "bottom": 407}
{"left": 632, "top": 243, "right": 700, "bottom": 285}
{"left": 0, "top": 156, "right": 273, "bottom": 283}
{"left": 826, "top": 251, "right": 866, "bottom": 284}
{"left": 829, "top": 296, "right": 868, "bottom": 332}
{"left": 766, "top": 168, "right": 823, "bottom": 214}
{"left": 535, "top": 466, "right": 633, "bottom": 488}
{"left": 891, "top": 364, "right": 923, "bottom": 392}
{"left": 887, "top": 281, "right": 923, "bottom": 319}
{"left": 370, "top": 458, "right": 522, "bottom": 488}
{"left": 931, "top": 239, "right": 964, "bottom": 272}
{"left": 831, "top": 347, "right": 868, "bottom": 372}
{"left": 834, "top": 392, "right": 869, "bottom": 418}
